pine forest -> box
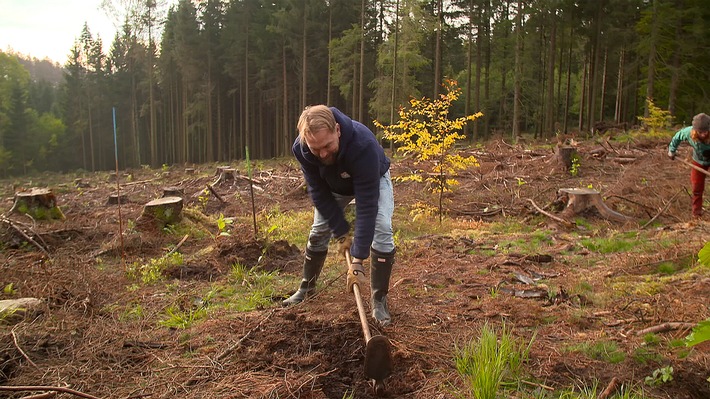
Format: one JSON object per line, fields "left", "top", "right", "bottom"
{"left": 0, "top": 0, "right": 709, "bottom": 175}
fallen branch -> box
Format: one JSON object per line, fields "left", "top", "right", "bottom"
{"left": 525, "top": 198, "right": 575, "bottom": 228}
{"left": 285, "top": 182, "right": 306, "bottom": 197}
{"left": 0, "top": 386, "right": 101, "bottom": 399}
{"left": 0, "top": 216, "right": 50, "bottom": 257}
{"left": 640, "top": 189, "right": 683, "bottom": 230}
{"left": 635, "top": 322, "right": 695, "bottom": 336}
{"left": 519, "top": 379, "right": 554, "bottom": 391}
{"left": 206, "top": 184, "right": 226, "bottom": 204}
{"left": 164, "top": 234, "right": 189, "bottom": 258}
{"left": 598, "top": 377, "right": 620, "bottom": 399}
{"left": 12, "top": 328, "right": 39, "bottom": 370}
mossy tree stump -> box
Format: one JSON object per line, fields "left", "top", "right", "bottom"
{"left": 142, "top": 196, "right": 183, "bottom": 225}
{"left": 557, "top": 188, "right": 630, "bottom": 223}
{"left": 11, "top": 188, "right": 65, "bottom": 220}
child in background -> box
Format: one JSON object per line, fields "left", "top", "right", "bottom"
{"left": 668, "top": 113, "right": 710, "bottom": 218}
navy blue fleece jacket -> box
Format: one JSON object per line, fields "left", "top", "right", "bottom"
{"left": 292, "top": 107, "right": 390, "bottom": 259}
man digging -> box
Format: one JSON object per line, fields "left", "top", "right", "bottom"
{"left": 283, "top": 105, "right": 396, "bottom": 327}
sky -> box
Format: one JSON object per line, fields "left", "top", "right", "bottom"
{"left": 0, "top": 0, "right": 120, "bottom": 64}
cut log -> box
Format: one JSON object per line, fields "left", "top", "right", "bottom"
{"left": 162, "top": 186, "right": 184, "bottom": 198}
{"left": 554, "top": 145, "right": 578, "bottom": 172}
{"left": 185, "top": 168, "right": 195, "bottom": 174}
{"left": 10, "top": 188, "right": 65, "bottom": 220}
{"left": 142, "top": 196, "right": 183, "bottom": 225}
{"left": 106, "top": 193, "right": 129, "bottom": 205}
{"left": 557, "top": 188, "right": 631, "bottom": 223}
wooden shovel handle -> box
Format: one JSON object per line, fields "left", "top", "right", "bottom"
{"left": 677, "top": 157, "right": 710, "bottom": 178}
{"left": 346, "top": 252, "right": 372, "bottom": 343}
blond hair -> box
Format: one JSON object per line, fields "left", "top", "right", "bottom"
{"left": 297, "top": 105, "right": 336, "bottom": 145}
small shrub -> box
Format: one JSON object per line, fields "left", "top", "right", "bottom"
{"left": 644, "top": 366, "right": 673, "bottom": 386}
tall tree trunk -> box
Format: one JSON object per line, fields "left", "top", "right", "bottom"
{"left": 464, "top": 0, "right": 473, "bottom": 139}
{"left": 578, "top": 58, "right": 588, "bottom": 132}
{"left": 389, "top": 0, "right": 399, "bottom": 150}
{"left": 644, "top": 0, "right": 659, "bottom": 117}
{"left": 544, "top": 11, "right": 557, "bottom": 137}
{"left": 149, "top": 23, "right": 157, "bottom": 167}
{"left": 327, "top": 4, "right": 332, "bottom": 106}
{"left": 563, "top": 26, "right": 573, "bottom": 134}
{"left": 283, "top": 42, "right": 289, "bottom": 157}
{"left": 132, "top": 73, "right": 141, "bottom": 166}
{"left": 245, "top": 24, "right": 250, "bottom": 160}
{"left": 434, "top": 0, "right": 442, "bottom": 97}
{"left": 586, "top": 4, "right": 603, "bottom": 132}
{"left": 301, "top": 5, "right": 307, "bottom": 110}
{"left": 668, "top": 17, "right": 682, "bottom": 116}
{"left": 483, "top": 0, "right": 491, "bottom": 136}
{"left": 358, "top": 0, "right": 366, "bottom": 120}
{"left": 207, "top": 56, "right": 214, "bottom": 163}
{"left": 499, "top": 2, "right": 509, "bottom": 132}
{"left": 512, "top": 0, "right": 522, "bottom": 138}
{"left": 599, "top": 47, "right": 608, "bottom": 122}
{"left": 615, "top": 48, "right": 625, "bottom": 123}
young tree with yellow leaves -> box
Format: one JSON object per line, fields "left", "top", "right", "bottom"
{"left": 374, "top": 79, "right": 483, "bottom": 221}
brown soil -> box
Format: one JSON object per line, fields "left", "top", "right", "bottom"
{"left": 1, "top": 136, "right": 709, "bottom": 399}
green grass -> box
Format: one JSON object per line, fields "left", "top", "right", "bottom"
{"left": 633, "top": 346, "right": 663, "bottom": 364}
{"left": 565, "top": 340, "right": 626, "bottom": 364}
{"left": 579, "top": 232, "right": 638, "bottom": 254}
{"left": 221, "top": 263, "right": 280, "bottom": 311}
{"left": 126, "top": 252, "right": 184, "bottom": 284}
{"left": 454, "top": 323, "right": 534, "bottom": 399}
{"left": 159, "top": 305, "right": 207, "bottom": 329}
{"left": 258, "top": 206, "right": 312, "bottom": 248}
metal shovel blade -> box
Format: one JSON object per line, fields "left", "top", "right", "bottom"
{"left": 364, "top": 335, "right": 393, "bottom": 381}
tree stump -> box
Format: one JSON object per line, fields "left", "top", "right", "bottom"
{"left": 214, "top": 166, "right": 231, "bottom": 176}
{"left": 557, "top": 188, "right": 630, "bottom": 223}
{"left": 142, "top": 196, "right": 183, "bottom": 225}
{"left": 555, "top": 145, "right": 578, "bottom": 172}
{"left": 163, "top": 186, "right": 184, "bottom": 198}
{"left": 74, "top": 178, "right": 90, "bottom": 188}
{"left": 215, "top": 167, "right": 236, "bottom": 185}
{"left": 107, "top": 193, "right": 129, "bottom": 205}
{"left": 11, "top": 188, "right": 65, "bottom": 220}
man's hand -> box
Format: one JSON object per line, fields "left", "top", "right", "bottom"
{"left": 668, "top": 151, "right": 676, "bottom": 160}
{"left": 335, "top": 234, "right": 352, "bottom": 258}
{"left": 347, "top": 260, "right": 366, "bottom": 293}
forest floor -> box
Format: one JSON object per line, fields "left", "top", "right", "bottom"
{"left": 1, "top": 132, "right": 709, "bottom": 399}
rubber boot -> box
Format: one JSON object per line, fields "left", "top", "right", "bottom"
{"left": 371, "top": 248, "right": 395, "bottom": 327}
{"left": 282, "top": 248, "right": 328, "bottom": 306}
